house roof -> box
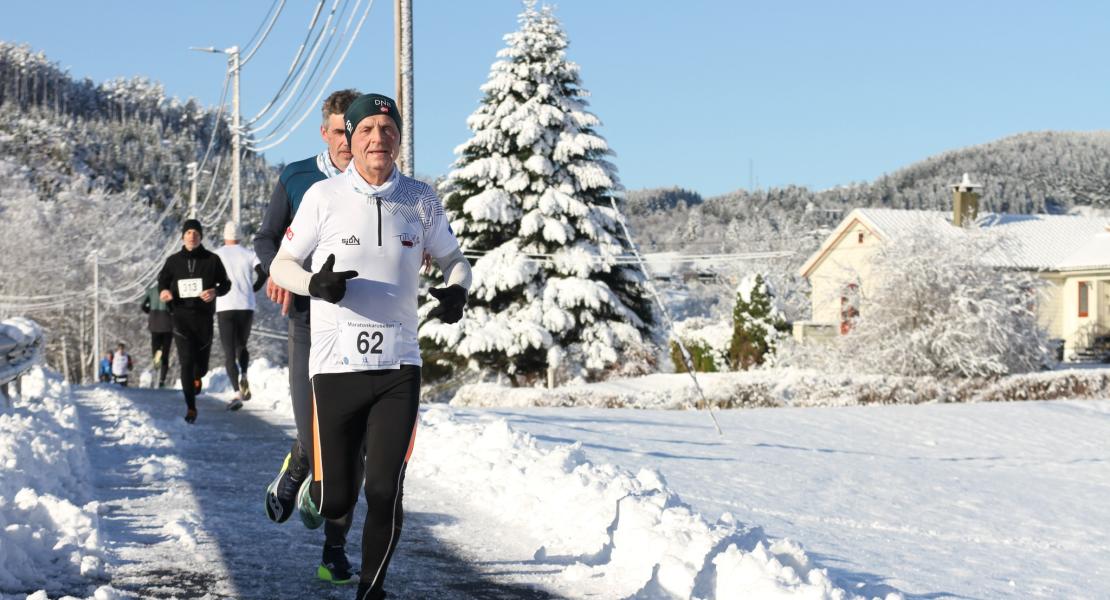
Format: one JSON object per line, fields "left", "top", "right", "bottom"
{"left": 800, "top": 208, "right": 1110, "bottom": 277}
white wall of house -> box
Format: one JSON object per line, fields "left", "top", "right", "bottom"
{"left": 1036, "top": 275, "right": 1064, "bottom": 340}
{"left": 804, "top": 220, "right": 882, "bottom": 328}
{"left": 1057, "top": 273, "right": 1110, "bottom": 357}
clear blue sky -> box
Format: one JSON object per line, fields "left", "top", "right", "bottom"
{"left": 2, "top": 1, "right": 1107, "bottom": 197}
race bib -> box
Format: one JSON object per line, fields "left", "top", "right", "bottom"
{"left": 177, "top": 278, "right": 203, "bottom": 298}
{"left": 337, "top": 319, "right": 400, "bottom": 369}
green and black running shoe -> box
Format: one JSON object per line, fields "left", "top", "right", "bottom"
{"left": 239, "top": 377, "right": 251, "bottom": 400}
{"left": 296, "top": 477, "right": 324, "bottom": 530}
{"left": 317, "top": 544, "right": 358, "bottom": 585}
{"left": 264, "top": 448, "right": 308, "bottom": 523}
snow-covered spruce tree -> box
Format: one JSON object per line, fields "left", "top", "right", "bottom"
{"left": 834, "top": 231, "right": 1050, "bottom": 377}
{"left": 420, "top": 2, "right": 656, "bottom": 385}
{"left": 729, "top": 274, "right": 789, "bottom": 369}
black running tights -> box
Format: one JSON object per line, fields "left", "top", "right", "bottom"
{"left": 309, "top": 366, "right": 420, "bottom": 598}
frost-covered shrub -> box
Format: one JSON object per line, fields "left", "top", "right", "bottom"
{"left": 729, "top": 274, "right": 789, "bottom": 370}
{"left": 669, "top": 317, "right": 731, "bottom": 373}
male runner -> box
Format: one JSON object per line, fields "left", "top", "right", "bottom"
{"left": 158, "top": 219, "right": 230, "bottom": 423}
{"left": 215, "top": 220, "right": 266, "bottom": 410}
{"left": 270, "top": 93, "right": 471, "bottom": 600}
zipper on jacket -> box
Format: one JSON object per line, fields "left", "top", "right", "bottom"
{"left": 376, "top": 196, "right": 382, "bottom": 246}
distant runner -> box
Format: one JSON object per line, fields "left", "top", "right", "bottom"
{"left": 141, "top": 283, "right": 174, "bottom": 388}
{"left": 158, "top": 219, "right": 230, "bottom": 423}
{"left": 214, "top": 221, "right": 266, "bottom": 411}
{"left": 270, "top": 93, "right": 472, "bottom": 600}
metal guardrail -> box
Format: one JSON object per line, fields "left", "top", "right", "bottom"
{"left": 0, "top": 317, "right": 45, "bottom": 404}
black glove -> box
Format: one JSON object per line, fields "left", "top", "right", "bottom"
{"left": 308, "top": 254, "right": 358, "bottom": 304}
{"left": 427, "top": 284, "right": 468, "bottom": 324}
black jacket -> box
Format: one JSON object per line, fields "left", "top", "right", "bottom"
{"left": 157, "top": 245, "right": 231, "bottom": 315}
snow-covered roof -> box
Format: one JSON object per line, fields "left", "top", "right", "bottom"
{"left": 801, "top": 208, "right": 1110, "bottom": 276}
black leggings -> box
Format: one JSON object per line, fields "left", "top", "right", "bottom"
{"left": 172, "top": 310, "right": 214, "bottom": 410}
{"left": 217, "top": 310, "right": 253, "bottom": 391}
{"left": 150, "top": 331, "right": 173, "bottom": 385}
{"left": 309, "top": 366, "right": 420, "bottom": 597}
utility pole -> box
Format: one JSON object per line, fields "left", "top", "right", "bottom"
{"left": 190, "top": 44, "right": 241, "bottom": 225}
{"left": 187, "top": 162, "right": 198, "bottom": 218}
{"left": 229, "top": 46, "right": 241, "bottom": 226}
{"left": 91, "top": 251, "right": 99, "bottom": 384}
{"left": 395, "top": 0, "right": 414, "bottom": 176}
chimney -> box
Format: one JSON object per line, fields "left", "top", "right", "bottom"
{"left": 951, "top": 172, "right": 981, "bottom": 227}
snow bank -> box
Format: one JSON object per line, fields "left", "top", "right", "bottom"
{"left": 411, "top": 406, "right": 898, "bottom": 599}
{"left": 451, "top": 367, "right": 1110, "bottom": 409}
{"left": 0, "top": 368, "right": 111, "bottom": 597}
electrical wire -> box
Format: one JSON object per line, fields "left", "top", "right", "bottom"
{"left": 246, "top": 0, "right": 346, "bottom": 136}
{"left": 249, "top": 0, "right": 376, "bottom": 152}
{"left": 244, "top": 0, "right": 329, "bottom": 126}
{"left": 238, "top": 0, "right": 287, "bottom": 68}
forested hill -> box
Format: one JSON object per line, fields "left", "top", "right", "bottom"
{"left": 0, "top": 41, "right": 273, "bottom": 214}
{"left": 625, "top": 130, "right": 1110, "bottom": 253}
{"left": 0, "top": 42, "right": 278, "bottom": 380}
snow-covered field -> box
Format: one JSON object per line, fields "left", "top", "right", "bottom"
{"left": 2, "top": 362, "right": 1108, "bottom": 599}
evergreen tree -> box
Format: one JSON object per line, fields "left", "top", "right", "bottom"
{"left": 420, "top": 2, "right": 656, "bottom": 384}
{"left": 729, "top": 274, "right": 788, "bottom": 370}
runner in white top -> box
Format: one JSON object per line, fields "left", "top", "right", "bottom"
{"left": 214, "top": 221, "right": 266, "bottom": 407}
{"left": 269, "top": 93, "right": 471, "bottom": 600}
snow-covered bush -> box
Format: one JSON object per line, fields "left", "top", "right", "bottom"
{"left": 730, "top": 274, "right": 789, "bottom": 370}
{"left": 669, "top": 317, "right": 731, "bottom": 373}
{"left": 420, "top": 2, "right": 656, "bottom": 385}
{"left": 784, "top": 230, "right": 1051, "bottom": 378}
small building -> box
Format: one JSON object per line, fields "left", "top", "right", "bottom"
{"left": 796, "top": 175, "right": 1110, "bottom": 360}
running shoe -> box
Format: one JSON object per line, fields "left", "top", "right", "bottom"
{"left": 239, "top": 376, "right": 251, "bottom": 400}
{"left": 296, "top": 477, "right": 324, "bottom": 530}
{"left": 264, "top": 449, "right": 308, "bottom": 523}
{"left": 227, "top": 398, "right": 243, "bottom": 411}
{"left": 184, "top": 408, "right": 197, "bottom": 424}
{"left": 317, "top": 544, "right": 358, "bottom": 585}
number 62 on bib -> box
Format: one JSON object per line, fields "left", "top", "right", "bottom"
{"left": 338, "top": 320, "right": 400, "bottom": 368}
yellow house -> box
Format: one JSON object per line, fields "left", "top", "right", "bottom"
{"left": 796, "top": 206, "right": 1110, "bottom": 361}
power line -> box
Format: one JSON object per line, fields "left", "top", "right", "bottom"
{"left": 239, "top": 0, "right": 287, "bottom": 68}
{"left": 248, "top": 0, "right": 376, "bottom": 152}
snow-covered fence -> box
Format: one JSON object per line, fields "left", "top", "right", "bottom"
{"left": 0, "top": 317, "right": 45, "bottom": 404}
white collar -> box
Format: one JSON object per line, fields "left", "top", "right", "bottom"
{"left": 347, "top": 164, "right": 399, "bottom": 198}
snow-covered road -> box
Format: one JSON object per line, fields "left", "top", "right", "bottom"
{"left": 70, "top": 382, "right": 559, "bottom": 599}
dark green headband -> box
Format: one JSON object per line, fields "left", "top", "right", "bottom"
{"left": 344, "top": 93, "right": 402, "bottom": 144}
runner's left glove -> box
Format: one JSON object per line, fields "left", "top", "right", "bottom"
{"left": 309, "top": 254, "right": 358, "bottom": 303}
{"left": 427, "top": 284, "right": 468, "bottom": 324}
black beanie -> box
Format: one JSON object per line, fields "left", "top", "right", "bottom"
{"left": 182, "top": 219, "right": 203, "bottom": 236}
{"left": 344, "top": 93, "right": 402, "bottom": 144}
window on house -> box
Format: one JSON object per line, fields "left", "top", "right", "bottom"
{"left": 840, "top": 283, "right": 860, "bottom": 335}
{"left": 1079, "top": 281, "right": 1090, "bottom": 318}
{"left": 857, "top": 232, "right": 864, "bottom": 244}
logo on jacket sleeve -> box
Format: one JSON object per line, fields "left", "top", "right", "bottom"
{"left": 341, "top": 235, "right": 361, "bottom": 246}
{"left": 285, "top": 227, "right": 294, "bottom": 240}
{"left": 396, "top": 233, "right": 420, "bottom": 248}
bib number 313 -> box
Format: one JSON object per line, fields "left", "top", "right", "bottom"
{"left": 338, "top": 320, "right": 399, "bottom": 368}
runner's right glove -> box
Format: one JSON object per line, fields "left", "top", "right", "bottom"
{"left": 427, "top": 284, "right": 468, "bottom": 324}
{"left": 308, "top": 254, "right": 358, "bottom": 303}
